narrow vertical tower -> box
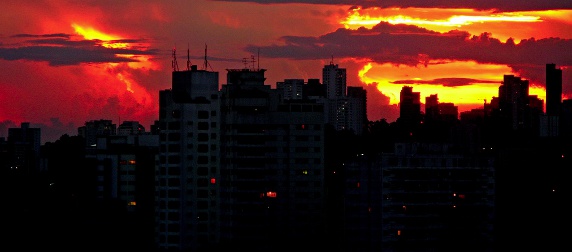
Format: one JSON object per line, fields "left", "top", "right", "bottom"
{"left": 546, "top": 63, "right": 562, "bottom": 116}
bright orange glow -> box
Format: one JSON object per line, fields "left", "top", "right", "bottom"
{"left": 70, "top": 22, "right": 158, "bottom": 112}
{"left": 358, "top": 61, "right": 546, "bottom": 111}
{"left": 338, "top": 8, "right": 572, "bottom": 42}
{"left": 342, "top": 8, "right": 540, "bottom": 29}
{"left": 72, "top": 23, "right": 128, "bottom": 49}
{"left": 72, "top": 23, "right": 156, "bottom": 70}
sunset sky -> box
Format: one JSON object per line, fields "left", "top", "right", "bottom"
{"left": 1, "top": 0, "right": 571, "bottom": 143}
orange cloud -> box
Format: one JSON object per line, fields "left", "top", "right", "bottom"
{"left": 340, "top": 8, "right": 572, "bottom": 42}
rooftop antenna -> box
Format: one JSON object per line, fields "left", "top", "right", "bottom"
{"left": 250, "top": 55, "right": 256, "bottom": 70}
{"left": 330, "top": 55, "right": 334, "bottom": 65}
{"left": 242, "top": 57, "right": 249, "bottom": 69}
{"left": 186, "top": 43, "right": 191, "bottom": 71}
{"left": 203, "top": 43, "right": 213, "bottom": 71}
{"left": 172, "top": 47, "right": 179, "bottom": 72}
{"left": 257, "top": 48, "right": 260, "bottom": 70}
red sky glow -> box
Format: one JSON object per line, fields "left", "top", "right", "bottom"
{"left": 1, "top": 0, "right": 571, "bottom": 143}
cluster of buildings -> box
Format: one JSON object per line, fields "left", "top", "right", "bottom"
{"left": 1, "top": 62, "right": 570, "bottom": 251}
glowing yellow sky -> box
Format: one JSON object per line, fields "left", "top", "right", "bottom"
{"left": 339, "top": 8, "right": 570, "bottom": 111}
{"left": 358, "top": 61, "right": 546, "bottom": 106}
{"left": 71, "top": 23, "right": 155, "bottom": 104}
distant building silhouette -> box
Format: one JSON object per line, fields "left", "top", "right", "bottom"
{"left": 398, "top": 86, "right": 422, "bottom": 130}
{"left": 117, "top": 121, "right": 146, "bottom": 135}
{"left": 542, "top": 63, "right": 563, "bottom": 137}
{"left": 546, "top": 63, "right": 562, "bottom": 117}
{"left": 78, "top": 119, "right": 116, "bottom": 147}
{"left": 378, "top": 142, "right": 495, "bottom": 251}
{"left": 321, "top": 61, "right": 367, "bottom": 135}
{"left": 7, "top": 122, "right": 41, "bottom": 174}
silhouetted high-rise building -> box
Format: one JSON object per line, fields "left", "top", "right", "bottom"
{"left": 561, "top": 99, "right": 572, "bottom": 137}
{"left": 7, "top": 122, "right": 41, "bottom": 174}
{"left": 398, "top": 86, "right": 421, "bottom": 129}
{"left": 498, "top": 75, "right": 530, "bottom": 131}
{"left": 379, "top": 142, "right": 495, "bottom": 251}
{"left": 117, "top": 121, "right": 146, "bottom": 135}
{"left": 320, "top": 62, "right": 367, "bottom": 135}
{"left": 347, "top": 86, "right": 368, "bottom": 135}
{"left": 156, "top": 65, "right": 221, "bottom": 251}
{"left": 323, "top": 61, "right": 346, "bottom": 99}
{"left": 219, "top": 67, "right": 326, "bottom": 250}
{"left": 78, "top": 119, "right": 116, "bottom": 147}
{"left": 155, "top": 63, "right": 327, "bottom": 251}
{"left": 546, "top": 63, "right": 562, "bottom": 117}
{"left": 425, "top": 94, "right": 439, "bottom": 122}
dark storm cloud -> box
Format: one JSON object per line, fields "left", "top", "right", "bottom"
{"left": 211, "top": 0, "right": 572, "bottom": 12}
{"left": 392, "top": 78, "right": 499, "bottom": 87}
{"left": 12, "top": 33, "right": 71, "bottom": 39}
{"left": 247, "top": 22, "right": 572, "bottom": 72}
{"left": 0, "top": 33, "right": 157, "bottom": 66}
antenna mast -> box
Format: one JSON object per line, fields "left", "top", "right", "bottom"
{"left": 203, "top": 44, "right": 213, "bottom": 71}
{"left": 257, "top": 48, "right": 260, "bottom": 70}
{"left": 172, "top": 47, "right": 179, "bottom": 72}
{"left": 186, "top": 43, "right": 191, "bottom": 71}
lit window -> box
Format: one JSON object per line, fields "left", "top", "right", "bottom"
{"left": 128, "top": 201, "right": 136, "bottom": 206}
{"left": 397, "top": 230, "right": 401, "bottom": 236}
{"left": 266, "top": 191, "right": 277, "bottom": 198}
{"left": 129, "top": 160, "right": 136, "bottom": 165}
{"left": 302, "top": 170, "right": 308, "bottom": 175}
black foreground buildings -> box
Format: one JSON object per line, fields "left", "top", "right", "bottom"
{"left": 1, "top": 62, "right": 570, "bottom": 251}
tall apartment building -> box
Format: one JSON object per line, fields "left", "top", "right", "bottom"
{"left": 156, "top": 63, "right": 327, "bottom": 251}
{"left": 347, "top": 86, "right": 368, "bottom": 135}
{"left": 7, "top": 122, "right": 41, "bottom": 174}
{"left": 323, "top": 61, "right": 346, "bottom": 99}
{"left": 542, "top": 63, "right": 563, "bottom": 137}
{"left": 398, "top": 86, "right": 421, "bottom": 130}
{"left": 546, "top": 63, "right": 562, "bottom": 117}
{"left": 379, "top": 142, "right": 495, "bottom": 251}
{"left": 322, "top": 62, "right": 367, "bottom": 135}
{"left": 219, "top": 67, "right": 326, "bottom": 250}
{"left": 156, "top": 65, "right": 221, "bottom": 251}
{"left": 498, "top": 75, "right": 530, "bottom": 131}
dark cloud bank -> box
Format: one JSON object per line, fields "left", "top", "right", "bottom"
{"left": 213, "top": 0, "right": 572, "bottom": 12}
{"left": 246, "top": 22, "right": 572, "bottom": 93}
